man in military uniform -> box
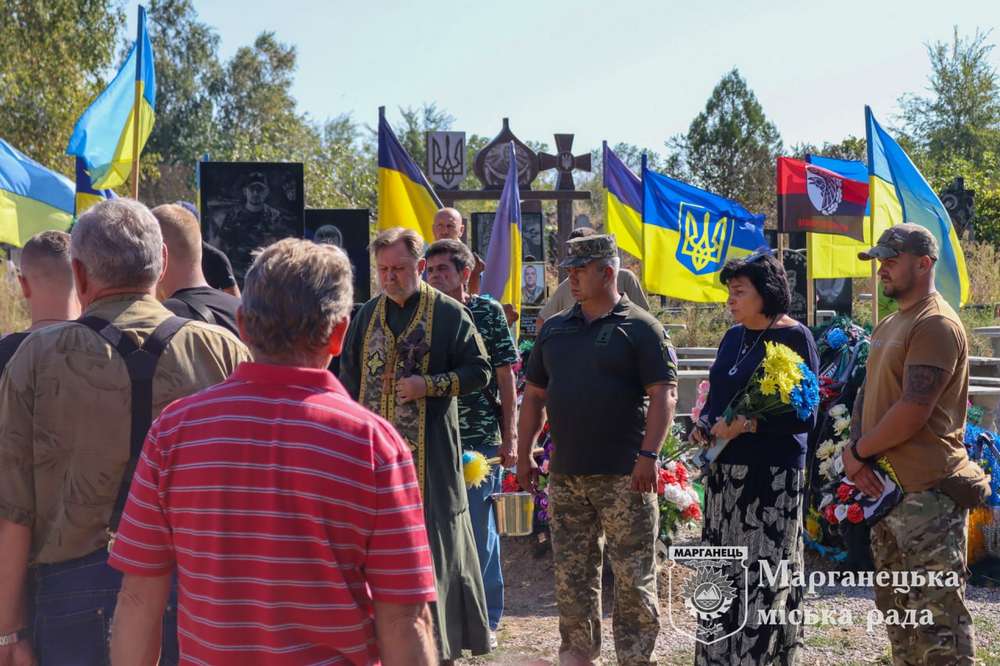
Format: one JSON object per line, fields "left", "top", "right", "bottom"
{"left": 339, "top": 227, "right": 493, "bottom": 663}
{"left": 0, "top": 199, "right": 250, "bottom": 665}
{"left": 213, "top": 171, "right": 301, "bottom": 281}
{"left": 424, "top": 239, "right": 518, "bottom": 648}
{"left": 847, "top": 224, "right": 983, "bottom": 665}
{"left": 517, "top": 235, "right": 678, "bottom": 666}
{"left": 536, "top": 227, "right": 649, "bottom": 330}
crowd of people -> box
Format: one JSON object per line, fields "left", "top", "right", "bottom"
{"left": 0, "top": 197, "right": 985, "bottom": 666}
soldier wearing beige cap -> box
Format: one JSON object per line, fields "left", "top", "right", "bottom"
{"left": 848, "top": 222, "right": 985, "bottom": 664}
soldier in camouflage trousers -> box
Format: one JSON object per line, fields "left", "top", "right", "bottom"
{"left": 849, "top": 225, "right": 978, "bottom": 665}
{"left": 870, "top": 490, "right": 974, "bottom": 665}
{"left": 517, "top": 235, "right": 679, "bottom": 665}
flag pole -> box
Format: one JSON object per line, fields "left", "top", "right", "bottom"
{"left": 806, "top": 236, "right": 815, "bottom": 326}
{"left": 871, "top": 216, "right": 879, "bottom": 325}
{"left": 129, "top": 7, "right": 144, "bottom": 200}
{"left": 639, "top": 149, "right": 647, "bottom": 291}
{"left": 865, "top": 105, "right": 880, "bottom": 326}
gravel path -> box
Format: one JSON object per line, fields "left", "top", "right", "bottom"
{"left": 460, "top": 524, "right": 1000, "bottom": 665}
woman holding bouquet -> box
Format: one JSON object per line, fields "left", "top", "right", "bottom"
{"left": 690, "top": 251, "right": 819, "bottom": 666}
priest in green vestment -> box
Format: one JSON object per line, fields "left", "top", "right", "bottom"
{"left": 339, "top": 227, "right": 492, "bottom": 661}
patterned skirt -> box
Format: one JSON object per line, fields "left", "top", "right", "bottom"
{"left": 694, "top": 464, "right": 804, "bottom": 666}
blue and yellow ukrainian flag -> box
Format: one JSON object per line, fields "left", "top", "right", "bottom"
{"left": 377, "top": 107, "right": 441, "bottom": 240}
{"left": 0, "top": 139, "right": 74, "bottom": 247}
{"left": 481, "top": 142, "right": 523, "bottom": 318}
{"left": 603, "top": 141, "right": 643, "bottom": 258}
{"left": 75, "top": 157, "right": 116, "bottom": 216}
{"left": 66, "top": 5, "right": 156, "bottom": 190}
{"left": 642, "top": 166, "right": 766, "bottom": 302}
{"left": 865, "top": 106, "right": 969, "bottom": 307}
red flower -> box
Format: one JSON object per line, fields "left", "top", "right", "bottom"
{"left": 675, "top": 464, "right": 689, "bottom": 486}
{"left": 846, "top": 503, "right": 864, "bottom": 524}
{"left": 501, "top": 474, "right": 521, "bottom": 493}
{"left": 836, "top": 483, "right": 853, "bottom": 502}
{"left": 824, "top": 503, "right": 838, "bottom": 524}
{"left": 682, "top": 503, "right": 701, "bottom": 520}
{"left": 657, "top": 468, "right": 676, "bottom": 495}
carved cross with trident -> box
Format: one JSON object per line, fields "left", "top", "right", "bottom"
{"left": 539, "top": 134, "right": 592, "bottom": 191}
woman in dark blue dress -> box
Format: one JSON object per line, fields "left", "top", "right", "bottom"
{"left": 690, "top": 251, "right": 819, "bottom": 666}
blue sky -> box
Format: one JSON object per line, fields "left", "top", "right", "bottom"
{"left": 128, "top": 0, "right": 1000, "bottom": 155}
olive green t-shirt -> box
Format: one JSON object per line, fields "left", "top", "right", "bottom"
{"left": 526, "top": 295, "right": 678, "bottom": 475}
{"left": 862, "top": 292, "right": 971, "bottom": 492}
{"left": 0, "top": 294, "right": 251, "bottom": 564}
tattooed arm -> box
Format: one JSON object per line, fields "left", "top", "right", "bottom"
{"left": 855, "top": 363, "right": 950, "bottom": 459}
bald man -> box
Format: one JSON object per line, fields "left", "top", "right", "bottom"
{"left": 153, "top": 204, "right": 241, "bottom": 336}
{"left": 0, "top": 231, "right": 81, "bottom": 374}
{"left": 433, "top": 208, "right": 486, "bottom": 295}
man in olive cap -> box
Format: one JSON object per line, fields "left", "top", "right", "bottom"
{"left": 517, "top": 234, "right": 678, "bottom": 666}
{"left": 213, "top": 171, "right": 301, "bottom": 282}
{"left": 846, "top": 223, "right": 981, "bottom": 664}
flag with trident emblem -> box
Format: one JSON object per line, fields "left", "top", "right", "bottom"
{"left": 642, "top": 166, "right": 767, "bottom": 302}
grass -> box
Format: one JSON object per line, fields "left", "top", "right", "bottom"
{"left": 0, "top": 261, "right": 29, "bottom": 334}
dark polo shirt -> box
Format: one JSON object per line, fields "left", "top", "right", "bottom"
{"left": 526, "top": 294, "right": 678, "bottom": 475}
{"left": 164, "top": 286, "right": 241, "bottom": 337}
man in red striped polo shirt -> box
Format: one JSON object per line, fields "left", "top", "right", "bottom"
{"left": 107, "top": 238, "right": 438, "bottom": 665}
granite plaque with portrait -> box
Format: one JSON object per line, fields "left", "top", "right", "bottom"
{"left": 199, "top": 162, "right": 305, "bottom": 283}
{"left": 521, "top": 261, "right": 546, "bottom": 307}
{"left": 471, "top": 211, "right": 544, "bottom": 261}
{"left": 305, "top": 209, "right": 371, "bottom": 303}
{"left": 782, "top": 248, "right": 808, "bottom": 324}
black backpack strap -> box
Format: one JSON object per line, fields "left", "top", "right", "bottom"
{"left": 77, "top": 315, "right": 189, "bottom": 532}
{"left": 170, "top": 291, "right": 215, "bottom": 325}
{"left": 0, "top": 331, "right": 33, "bottom": 377}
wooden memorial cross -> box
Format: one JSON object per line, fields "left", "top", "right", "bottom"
{"left": 538, "top": 134, "right": 592, "bottom": 191}
{"left": 435, "top": 121, "right": 591, "bottom": 279}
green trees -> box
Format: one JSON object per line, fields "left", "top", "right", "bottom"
{"left": 899, "top": 29, "right": 1000, "bottom": 243}
{"left": 670, "top": 69, "right": 783, "bottom": 217}
{"left": 0, "top": 0, "right": 124, "bottom": 173}
{"left": 144, "top": 0, "right": 223, "bottom": 168}
{"left": 899, "top": 28, "right": 1000, "bottom": 166}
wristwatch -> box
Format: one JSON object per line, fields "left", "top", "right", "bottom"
{"left": 0, "top": 628, "right": 29, "bottom": 647}
{"left": 636, "top": 450, "right": 657, "bottom": 460}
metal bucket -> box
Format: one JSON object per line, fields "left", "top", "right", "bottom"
{"left": 492, "top": 492, "right": 534, "bottom": 536}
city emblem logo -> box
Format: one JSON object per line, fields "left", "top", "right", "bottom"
{"left": 666, "top": 545, "right": 749, "bottom": 645}
{"left": 677, "top": 203, "right": 732, "bottom": 275}
{"left": 805, "top": 165, "right": 843, "bottom": 215}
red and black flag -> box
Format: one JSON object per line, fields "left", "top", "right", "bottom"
{"left": 777, "top": 157, "right": 868, "bottom": 240}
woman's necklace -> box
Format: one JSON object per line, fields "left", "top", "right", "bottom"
{"left": 728, "top": 317, "right": 777, "bottom": 377}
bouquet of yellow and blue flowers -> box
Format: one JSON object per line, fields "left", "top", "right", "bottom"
{"left": 692, "top": 341, "right": 820, "bottom": 467}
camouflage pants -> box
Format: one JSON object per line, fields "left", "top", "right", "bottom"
{"left": 548, "top": 473, "right": 659, "bottom": 666}
{"left": 870, "top": 489, "right": 975, "bottom": 665}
